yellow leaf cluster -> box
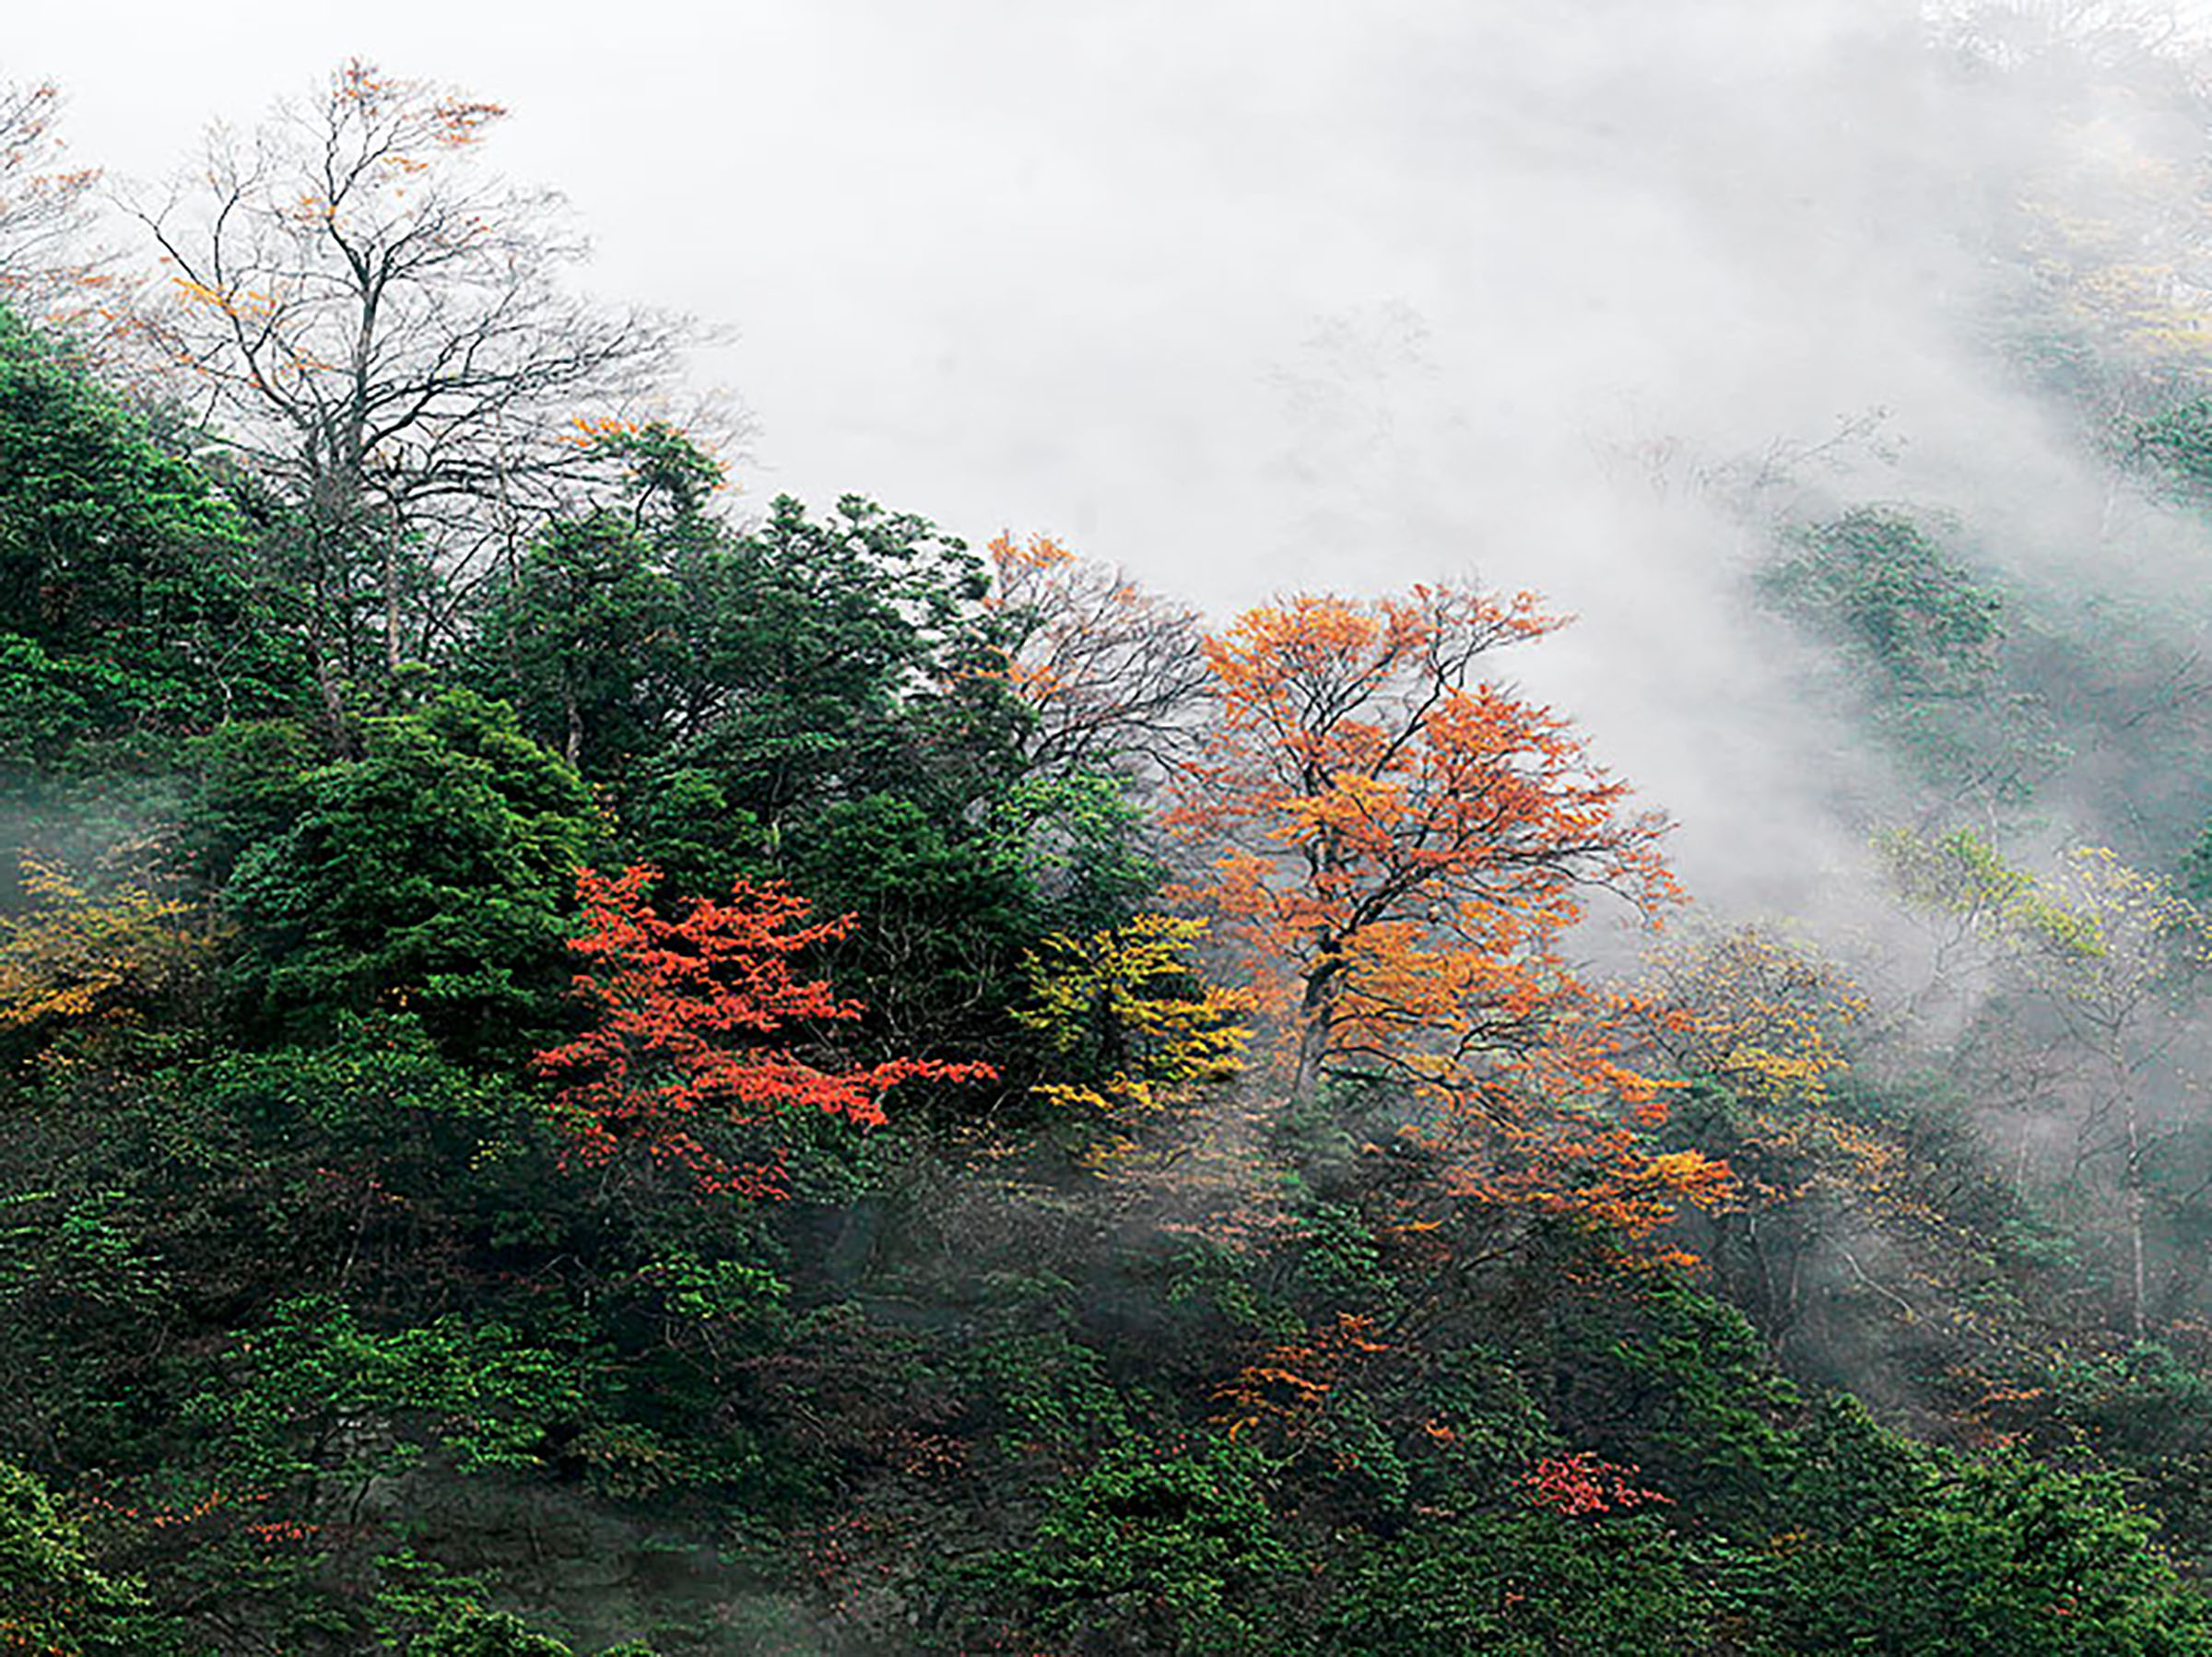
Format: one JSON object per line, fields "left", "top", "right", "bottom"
{"left": 1016, "top": 913, "right": 1253, "bottom": 1114}
{"left": 0, "top": 857, "right": 218, "bottom": 1049}
{"left": 1648, "top": 926, "right": 1865, "bottom": 1112}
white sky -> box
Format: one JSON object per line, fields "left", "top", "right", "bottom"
{"left": 15, "top": 1, "right": 2203, "bottom": 905}
{"left": 18, "top": 2, "right": 1428, "bottom": 606}
{"left": 14, "top": 0, "right": 1967, "bottom": 610}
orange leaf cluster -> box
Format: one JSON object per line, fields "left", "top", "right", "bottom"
{"left": 0, "top": 857, "right": 220, "bottom": 1066}
{"left": 1446, "top": 1125, "right": 1734, "bottom": 1252}
{"left": 1214, "top": 1312, "right": 1388, "bottom": 1450}
{"left": 563, "top": 413, "right": 643, "bottom": 446}
{"left": 1169, "top": 584, "right": 1677, "bottom": 1109}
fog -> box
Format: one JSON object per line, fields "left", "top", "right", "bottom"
{"left": 16, "top": 0, "right": 2212, "bottom": 906}
{"left": 24, "top": 11, "right": 2212, "bottom": 1637}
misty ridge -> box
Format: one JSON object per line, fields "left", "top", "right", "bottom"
{"left": 18, "top": 3, "right": 2212, "bottom": 1653}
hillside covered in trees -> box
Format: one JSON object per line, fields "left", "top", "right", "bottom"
{"left": 25, "top": 10, "right": 2212, "bottom": 1653}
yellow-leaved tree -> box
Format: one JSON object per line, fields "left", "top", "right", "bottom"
{"left": 1015, "top": 913, "right": 1252, "bottom": 1172}
{"left": 0, "top": 857, "right": 220, "bottom": 1073}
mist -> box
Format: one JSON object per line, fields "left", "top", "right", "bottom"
{"left": 24, "top": 4, "right": 2212, "bottom": 1651}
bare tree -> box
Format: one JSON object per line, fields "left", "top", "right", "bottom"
{"left": 985, "top": 531, "right": 1213, "bottom": 781}
{"left": 0, "top": 77, "right": 107, "bottom": 331}
{"left": 129, "top": 60, "right": 689, "bottom": 734}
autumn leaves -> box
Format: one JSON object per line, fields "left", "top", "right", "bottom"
{"left": 540, "top": 572, "right": 1731, "bottom": 1259}
{"left": 535, "top": 865, "right": 994, "bottom": 1199}
{"left": 1162, "top": 583, "right": 1726, "bottom": 1247}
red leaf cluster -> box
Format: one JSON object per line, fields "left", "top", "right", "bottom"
{"left": 1524, "top": 1451, "right": 1673, "bottom": 1517}
{"left": 535, "top": 865, "right": 994, "bottom": 1197}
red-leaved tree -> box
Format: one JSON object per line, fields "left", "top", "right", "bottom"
{"left": 535, "top": 865, "right": 994, "bottom": 1197}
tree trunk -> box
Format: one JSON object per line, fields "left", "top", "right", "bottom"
{"left": 1287, "top": 1008, "right": 1331, "bottom": 1107}
{"left": 382, "top": 516, "right": 403, "bottom": 677}
{"left": 2126, "top": 1089, "right": 2147, "bottom": 1341}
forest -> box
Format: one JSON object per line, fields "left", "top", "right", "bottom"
{"left": 22, "top": 7, "right": 2212, "bottom": 1653}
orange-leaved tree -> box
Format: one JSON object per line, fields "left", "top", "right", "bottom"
{"left": 1171, "top": 584, "right": 1675, "bottom": 1101}
{"left": 535, "top": 865, "right": 994, "bottom": 1197}
{"left": 1169, "top": 583, "right": 1726, "bottom": 1244}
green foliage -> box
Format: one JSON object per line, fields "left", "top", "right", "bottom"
{"left": 614, "top": 764, "right": 762, "bottom": 896}
{"left": 0, "top": 1459, "right": 159, "bottom": 1657}
{"left": 959, "top": 1326, "right": 1133, "bottom": 1458}
{"left": 1873, "top": 828, "right": 2184, "bottom": 975}
{"left": 785, "top": 793, "right": 1035, "bottom": 1043}
{"left": 975, "top": 1435, "right": 1299, "bottom": 1654}
{"left": 2043, "top": 1344, "right": 2212, "bottom": 1562}
{"left": 1152, "top": 1238, "right": 1297, "bottom": 1342}
{"left": 413, "top": 1605, "right": 577, "bottom": 1656}
{"left": 466, "top": 515, "right": 685, "bottom": 781}
{"left": 1878, "top": 823, "right": 2039, "bottom": 920}
{"left": 222, "top": 688, "right": 596, "bottom": 1059}
{"left": 156, "top": 1012, "right": 559, "bottom": 1236}
{"left": 658, "top": 493, "right": 999, "bottom": 833}
{"left": 1324, "top": 1507, "right": 1714, "bottom": 1656}
{"left": 994, "top": 771, "right": 1162, "bottom": 935}
{"left": 1760, "top": 508, "right": 2065, "bottom": 813}
{"left": 1413, "top": 1346, "right": 1555, "bottom": 1487}
{"left": 0, "top": 305, "right": 305, "bottom": 772}
{"left": 0, "top": 633, "right": 100, "bottom": 774}
{"left": 1288, "top": 1200, "right": 1397, "bottom": 1307}
{"left": 1776, "top": 1449, "right": 2212, "bottom": 1654}
{"left": 179, "top": 718, "right": 323, "bottom": 889}
{"left": 2134, "top": 396, "right": 2212, "bottom": 503}
{"left": 638, "top": 1248, "right": 787, "bottom": 1331}
{"left": 2180, "top": 819, "right": 2212, "bottom": 909}
{"left": 787, "top": 776, "right": 1165, "bottom": 1065}
{"left": 187, "top": 1296, "right": 587, "bottom": 1491}
{"left": 584, "top": 420, "right": 724, "bottom": 529}
{"left": 0, "top": 1186, "right": 165, "bottom": 1317}
{"left": 1765, "top": 507, "right": 2003, "bottom": 691}
{"left": 1559, "top": 1278, "right": 1801, "bottom": 1535}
